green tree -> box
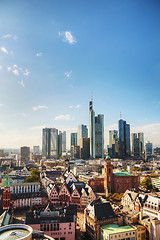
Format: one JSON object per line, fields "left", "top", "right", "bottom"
{"left": 140, "top": 177, "right": 152, "bottom": 190}
{"left": 23, "top": 168, "right": 40, "bottom": 183}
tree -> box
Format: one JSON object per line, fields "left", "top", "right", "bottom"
{"left": 140, "top": 177, "right": 152, "bottom": 190}
{"left": 23, "top": 168, "right": 40, "bottom": 183}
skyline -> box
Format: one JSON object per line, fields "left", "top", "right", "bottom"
{"left": 0, "top": 0, "right": 160, "bottom": 148}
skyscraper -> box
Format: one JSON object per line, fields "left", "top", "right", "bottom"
{"left": 95, "top": 114, "right": 104, "bottom": 158}
{"left": 138, "top": 132, "right": 144, "bottom": 156}
{"left": 58, "top": 131, "right": 66, "bottom": 157}
{"left": 71, "top": 133, "right": 77, "bottom": 147}
{"left": 42, "top": 128, "right": 58, "bottom": 159}
{"left": 20, "top": 146, "right": 30, "bottom": 164}
{"left": 89, "top": 100, "right": 95, "bottom": 158}
{"left": 118, "top": 119, "right": 130, "bottom": 156}
{"left": 145, "top": 141, "right": 152, "bottom": 156}
{"left": 109, "top": 130, "right": 118, "bottom": 148}
{"left": 77, "top": 124, "right": 88, "bottom": 146}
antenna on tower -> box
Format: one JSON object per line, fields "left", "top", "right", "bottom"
{"left": 91, "top": 92, "right": 93, "bottom": 102}
{"left": 120, "top": 111, "right": 122, "bottom": 119}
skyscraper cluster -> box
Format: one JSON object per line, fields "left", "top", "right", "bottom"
{"left": 131, "top": 132, "right": 144, "bottom": 156}
{"left": 42, "top": 128, "right": 66, "bottom": 159}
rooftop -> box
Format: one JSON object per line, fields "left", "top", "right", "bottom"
{"left": 102, "top": 224, "right": 135, "bottom": 234}
{"left": 114, "top": 171, "right": 133, "bottom": 177}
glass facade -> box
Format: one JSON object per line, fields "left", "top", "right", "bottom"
{"left": 95, "top": 114, "right": 104, "bottom": 158}
{"left": 42, "top": 128, "right": 58, "bottom": 159}
{"left": 77, "top": 124, "right": 88, "bottom": 146}
{"left": 71, "top": 133, "right": 77, "bottom": 147}
{"left": 89, "top": 101, "right": 95, "bottom": 158}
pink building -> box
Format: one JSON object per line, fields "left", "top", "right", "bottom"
{"left": 26, "top": 205, "right": 77, "bottom": 240}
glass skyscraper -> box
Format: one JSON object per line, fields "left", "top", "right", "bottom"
{"left": 95, "top": 114, "right": 104, "bottom": 158}
{"left": 71, "top": 133, "right": 77, "bottom": 147}
{"left": 77, "top": 124, "right": 88, "bottom": 146}
{"left": 42, "top": 128, "right": 58, "bottom": 159}
{"left": 118, "top": 119, "right": 130, "bottom": 156}
{"left": 89, "top": 100, "right": 95, "bottom": 158}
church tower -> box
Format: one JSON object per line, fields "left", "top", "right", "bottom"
{"left": 104, "top": 155, "right": 114, "bottom": 195}
{"left": 3, "top": 173, "right": 11, "bottom": 209}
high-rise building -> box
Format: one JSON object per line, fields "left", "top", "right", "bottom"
{"left": 80, "top": 138, "right": 90, "bottom": 159}
{"left": 71, "top": 133, "right": 77, "bottom": 147}
{"left": 89, "top": 100, "right": 95, "bottom": 158}
{"left": 33, "top": 146, "right": 40, "bottom": 154}
{"left": 132, "top": 133, "right": 139, "bottom": 156}
{"left": 77, "top": 124, "right": 88, "bottom": 146}
{"left": 42, "top": 128, "right": 58, "bottom": 159}
{"left": 109, "top": 130, "right": 118, "bottom": 148}
{"left": 95, "top": 114, "right": 104, "bottom": 158}
{"left": 20, "top": 146, "right": 30, "bottom": 164}
{"left": 118, "top": 119, "right": 130, "bottom": 156}
{"left": 71, "top": 145, "right": 80, "bottom": 159}
{"left": 138, "top": 132, "right": 144, "bottom": 156}
{"left": 145, "top": 141, "right": 152, "bottom": 156}
{"left": 132, "top": 132, "right": 144, "bottom": 156}
{"left": 58, "top": 131, "right": 66, "bottom": 157}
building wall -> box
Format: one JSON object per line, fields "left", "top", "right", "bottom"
{"left": 29, "top": 221, "right": 75, "bottom": 240}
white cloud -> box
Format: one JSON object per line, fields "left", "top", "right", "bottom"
{"left": 54, "top": 114, "right": 74, "bottom": 121}
{"left": 24, "top": 69, "right": 30, "bottom": 76}
{"left": 68, "top": 104, "right": 80, "bottom": 109}
{"left": 2, "top": 34, "right": 17, "bottom": 40}
{"left": 30, "top": 125, "right": 46, "bottom": 130}
{"left": 7, "top": 66, "right": 11, "bottom": 71}
{"left": 36, "top": 52, "right": 42, "bottom": 57}
{"left": 0, "top": 65, "right": 2, "bottom": 70}
{"left": 33, "top": 105, "right": 48, "bottom": 111}
{"left": 0, "top": 46, "right": 8, "bottom": 54}
{"left": 58, "top": 31, "right": 77, "bottom": 44}
{"left": 18, "top": 79, "right": 25, "bottom": 87}
{"left": 65, "top": 71, "right": 72, "bottom": 78}
{"left": 0, "top": 104, "right": 3, "bottom": 107}
{"left": 12, "top": 69, "right": 19, "bottom": 76}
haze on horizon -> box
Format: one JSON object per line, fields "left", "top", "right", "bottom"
{"left": 0, "top": 0, "right": 160, "bottom": 149}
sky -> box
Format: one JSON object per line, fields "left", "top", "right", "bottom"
{"left": 0, "top": 0, "right": 160, "bottom": 149}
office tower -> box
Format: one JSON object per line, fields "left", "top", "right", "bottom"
{"left": 42, "top": 128, "right": 58, "bottom": 159}
{"left": 109, "top": 130, "right": 118, "bottom": 148}
{"left": 109, "top": 130, "right": 118, "bottom": 157}
{"left": 20, "top": 146, "right": 30, "bottom": 164}
{"left": 145, "top": 141, "right": 152, "bottom": 156}
{"left": 71, "top": 133, "right": 77, "bottom": 147}
{"left": 77, "top": 124, "right": 88, "bottom": 146}
{"left": 138, "top": 132, "right": 144, "bottom": 156}
{"left": 89, "top": 100, "right": 95, "bottom": 158}
{"left": 118, "top": 119, "right": 130, "bottom": 156}
{"left": 80, "top": 138, "right": 90, "bottom": 159}
{"left": 33, "top": 146, "right": 40, "bottom": 154}
{"left": 71, "top": 146, "right": 80, "bottom": 159}
{"left": 125, "top": 124, "right": 131, "bottom": 155}
{"left": 132, "top": 133, "right": 139, "bottom": 156}
{"left": 58, "top": 131, "right": 66, "bottom": 157}
{"left": 95, "top": 114, "right": 104, "bottom": 158}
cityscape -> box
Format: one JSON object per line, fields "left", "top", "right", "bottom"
{"left": 0, "top": 1, "right": 160, "bottom": 240}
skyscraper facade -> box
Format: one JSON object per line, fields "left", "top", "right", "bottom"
{"left": 118, "top": 119, "right": 130, "bottom": 156}
{"left": 89, "top": 100, "right": 95, "bottom": 158}
{"left": 71, "top": 133, "right": 77, "bottom": 147}
{"left": 138, "top": 132, "right": 144, "bottom": 156}
{"left": 77, "top": 124, "right": 88, "bottom": 146}
{"left": 20, "top": 146, "right": 30, "bottom": 164}
{"left": 109, "top": 130, "right": 118, "bottom": 148}
{"left": 132, "top": 132, "right": 144, "bottom": 156}
{"left": 42, "top": 128, "right": 58, "bottom": 159}
{"left": 95, "top": 114, "right": 104, "bottom": 158}
{"left": 145, "top": 141, "right": 152, "bottom": 156}
{"left": 58, "top": 131, "right": 66, "bottom": 157}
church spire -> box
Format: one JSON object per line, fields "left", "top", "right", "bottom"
{"left": 5, "top": 173, "right": 10, "bottom": 188}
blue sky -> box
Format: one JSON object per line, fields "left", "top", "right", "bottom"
{"left": 0, "top": 0, "right": 160, "bottom": 149}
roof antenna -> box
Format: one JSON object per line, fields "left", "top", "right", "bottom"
{"left": 120, "top": 111, "right": 122, "bottom": 119}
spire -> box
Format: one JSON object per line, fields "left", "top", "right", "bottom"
{"left": 5, "top": 173, "right": 10, "bottom": 188}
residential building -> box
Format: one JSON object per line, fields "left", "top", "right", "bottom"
{"left": 103, "top": 156, "right": 139, "bottom": 195}
{"left": 84, "top": 198, "right": 118, "bottom": 240}
{"left": 20, "top": 146, "right": 30, "bottom": 164}
{"left": 42, "top": 128, "right": 58, "bottom": 159}
{"left": 71, "top": 133, "right": 77, "bottom": 147}
{"left": 77, "top": 124, "right": 88, "bottom": 146}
